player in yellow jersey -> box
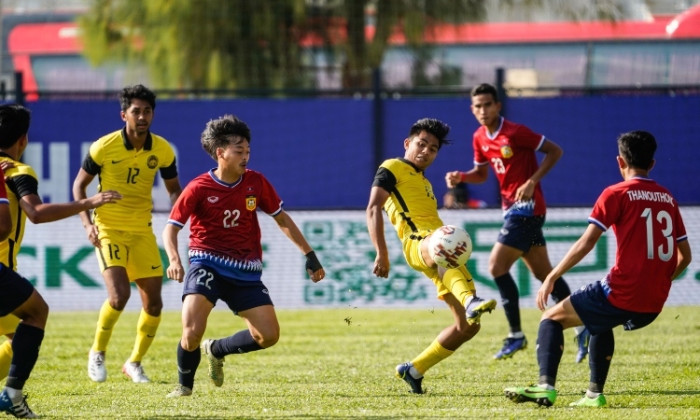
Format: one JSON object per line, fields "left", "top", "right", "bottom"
{"left": 366, "top": 118, "right": 497, "bottom": 394}
{"left": 0, "top": 104, "right": 120, "bottom": 418}
{"left": 72, "top": 85, "right": 182, "bottom": 384}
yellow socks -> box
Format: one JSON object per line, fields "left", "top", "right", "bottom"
{"left": 127, "top": 309, "right": 161, "bottom": 363}
{"left": 92, "top": 300, "right": 122, "bottom": 352}
{"left": 442, "top": 266, "right": 477, "bottom": 307}
{"left": 411, "top": 339, "right": 454, "bottom": 375}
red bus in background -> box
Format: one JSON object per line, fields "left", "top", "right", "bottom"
{"left": 7, "top": 3, "right": 700, "bottom": 100}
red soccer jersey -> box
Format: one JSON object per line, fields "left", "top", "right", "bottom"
{"left": 168, "top": 169, "right": 283, "bottom": 264}
{"left": 588, "top": 177, "right": 688, "bottom": 313}
{"left": 473, "top": 118, "right": 546, "bottom": 215}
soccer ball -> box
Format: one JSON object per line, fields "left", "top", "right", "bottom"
{"left": 428, "top": 225, "right": 473, "bottom": 269}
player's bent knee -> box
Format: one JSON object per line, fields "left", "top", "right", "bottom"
{"left": 255, "top": 332, "right": 280, "bottom": 349}
{"left": 180, "top": 335, "right": 203, "bottom": 352}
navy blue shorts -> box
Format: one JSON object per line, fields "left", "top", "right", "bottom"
{"left": 498, "top": 215, "right": 546, "bottom": 252}
{"left": 182, "top": 263, "right": 273, "bottom": 314}
{"left": 0, "top": 266, "right": 35, "bottom": 317}
{"left": 570, "top": 280, "right": 659, "bottom": 335}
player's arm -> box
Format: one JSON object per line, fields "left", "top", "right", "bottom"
{"left": 517, "top": 139, "right": 563, "bottom": 201}
{"left": 162, "top": 223, "right": 185, "bottom": 282}
{"left": 0, "top": 201, "right": 9, "bottom": 242}
{"left": 72, "top": 168, "right": 102, "bottom": 247}
{"left": 272, "top": 210, "right": 324, "bottom": 283}
{"left": 0, "top": 173, "right": 10, "bottom": 241}
{"left": 19, "top": 191, "right": 121, "bottom": 225}
{"left": 160, "top": 158, "right": 182, "bottom": 205}
{"left": 163, "top": 177, "right": 182, "bottom": 205}
{"left": 672, "top": 239, "right": 692, "bottom": 281}
{"left": 366, "top": 185, "right": 392, "bottom": 278}
{"left": 446, "top": 164, "right": 488, "bottom": 188}
{"left": 537, "top": 223, "right": 603, "bottom": 310}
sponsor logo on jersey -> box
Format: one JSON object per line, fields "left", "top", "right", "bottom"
{"left": 246, "top": 195, "right": 257, "bottom": 211}
{"left": 147, "top": 155, "right": 159, "bottom": 169}
{"left": 500, "top": 145, "right": 513, "bottom": 159}
{"left": 207, "top": 196, "right": 219, "bottom": 203}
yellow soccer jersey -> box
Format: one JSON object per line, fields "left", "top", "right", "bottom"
{"left": 0, "top": 153, "right": 38, "bottom": 270}
{"left": 372, "top": 158, "right": 443, "bottom": 241}
{"left": 83, "top": 128, "right": 177, "bottom": 232}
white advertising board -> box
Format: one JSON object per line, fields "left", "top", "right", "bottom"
{"left": 18, "top": 208, "right": 700, "bottom": 311}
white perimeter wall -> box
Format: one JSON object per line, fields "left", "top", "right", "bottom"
{"left": 19, "top": 207, "right": 700, "bottom": 311}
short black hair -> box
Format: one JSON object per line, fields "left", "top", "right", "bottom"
{"left": 409, "top": 118, "right": 451, "bottom": 149}
{"left": 617, "top": 130, "right": 656, "bottom": 170}
{"left": 0, "top": 104, "right": 30, "bottom": 149}
{"left": 201, "top": 114, "right": 251, "bottom": 160}
{"left": 119, "top": 84, "right": 156, "bottom": 112}
{"left": 471, "top": 83, "right": 499, "bottom": 102}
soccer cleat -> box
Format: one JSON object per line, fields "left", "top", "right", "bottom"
{"left": 575, "top": 328, "right": 591, "bottom": 363}
{"left": 122, "top": 361, "right": 151, "bottom": 383}
{"left": 0, "top": 390, "right": 38, "bottom": 418}
{"left": 465, "top": 296, "right": 497, "bottom": 325}
{"left": 504, "top": 385, "right": 557, "bottom": 407}
{"left": 395, "top": 362, "right": 424, "bottom": 394}
{"left": 494, "top": 336, "right": 528, "bottom": 360}
{"left": 570, "top": 394, "right": 607, "bottom": 407}
{"left": 201, "top": 339, "right": 224, "bottom": 387}
{"left": 88, "top": 350, "right": 107, "bottom": 382}
{"left": 166, "top": 384, "right": 193, "bottom": 398}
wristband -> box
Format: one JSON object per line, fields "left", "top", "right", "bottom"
{"left": 305, "top": 251, "right": 323, "bottom": 272}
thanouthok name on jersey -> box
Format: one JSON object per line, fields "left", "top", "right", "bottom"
{"left": 626, "top": 190, "right": 675, "bottom": 206}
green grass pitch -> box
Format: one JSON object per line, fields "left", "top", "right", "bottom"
{"left": 21, "top": 306, "right": 700, "bottom": 419}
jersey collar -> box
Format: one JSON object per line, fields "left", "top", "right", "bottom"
{"left": 121, "top": 127, "right": 153, "bottom": 151}
{"left": 398, "top": 157, "right": 423, "bottom": 173}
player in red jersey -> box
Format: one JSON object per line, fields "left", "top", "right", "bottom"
{"left": 446, "top": 83, "right": 589, "bottom": 361}
{"left": 162, "top": 114, "right": 325, "bottom": 397}
{"left": 504, "top": 130, "right": 692, "bottom": 407}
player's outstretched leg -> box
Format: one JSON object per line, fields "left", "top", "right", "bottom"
{"left": 465, "top": 296, "right": 496, "bottom": 325}
{"left": 202, "top": 339, "right": 224, "bottom": 387}
{"left": 395, "top": 362, "right": 424, "bottom": 394}
{"left": 504, "top": 385, "right": 557, "bottom": 407}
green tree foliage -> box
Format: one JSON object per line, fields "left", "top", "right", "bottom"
{"left": 79, "top": 0, "right": 311, "bottom": 90}
{"left": 78, "top": 0, "right": 628, "bottom": 91}
{"left": 79, "top": 0, "right": 487, "bottom": 91}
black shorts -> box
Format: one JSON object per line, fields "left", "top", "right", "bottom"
{"left": 182, "top": 263, "right": 273, "bottom": 314}
{"left": 570, "top": 280, "right": 659, "bottom": 335}
{"left": 497, "top": 215, "right": 546, "bottom": 252}
{"left": 0, "top": 266, "right": 35, "bottom": 317}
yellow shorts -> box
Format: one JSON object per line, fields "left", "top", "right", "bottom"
{"left": 0, "top": 315, "right": 20, "bottom": 337}
{"left": 402, "top": 234, "right": 474, "bottom": 300}
{"left": 96, "top": 228, "right": 163, "bottom": 281}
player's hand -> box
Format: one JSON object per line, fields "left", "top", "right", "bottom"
{"left": 536, "top": 277, "right": 555, "bottom": 311}
{"left": 445, "top": 171, "right": 462, "bottom": 188}
{"left": 515, "top": 179, "right": 536, "bottom": 202}
{"left": 88, "top": 190, "right": 122, "bottom": 208}
{"left": 84, "top": 224, "right": 100, "bottom": 247}
{"left": 372, "top": 254, "right": 390, "bottom": 278}
{"left": 0, "top": 160, "right": 15, "bottom": 177}
{"left": 166, "top": 262, "right": 185, "bottom": 283}
{"left": 305, "top": 251, "right": 325, "bottom": 283}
